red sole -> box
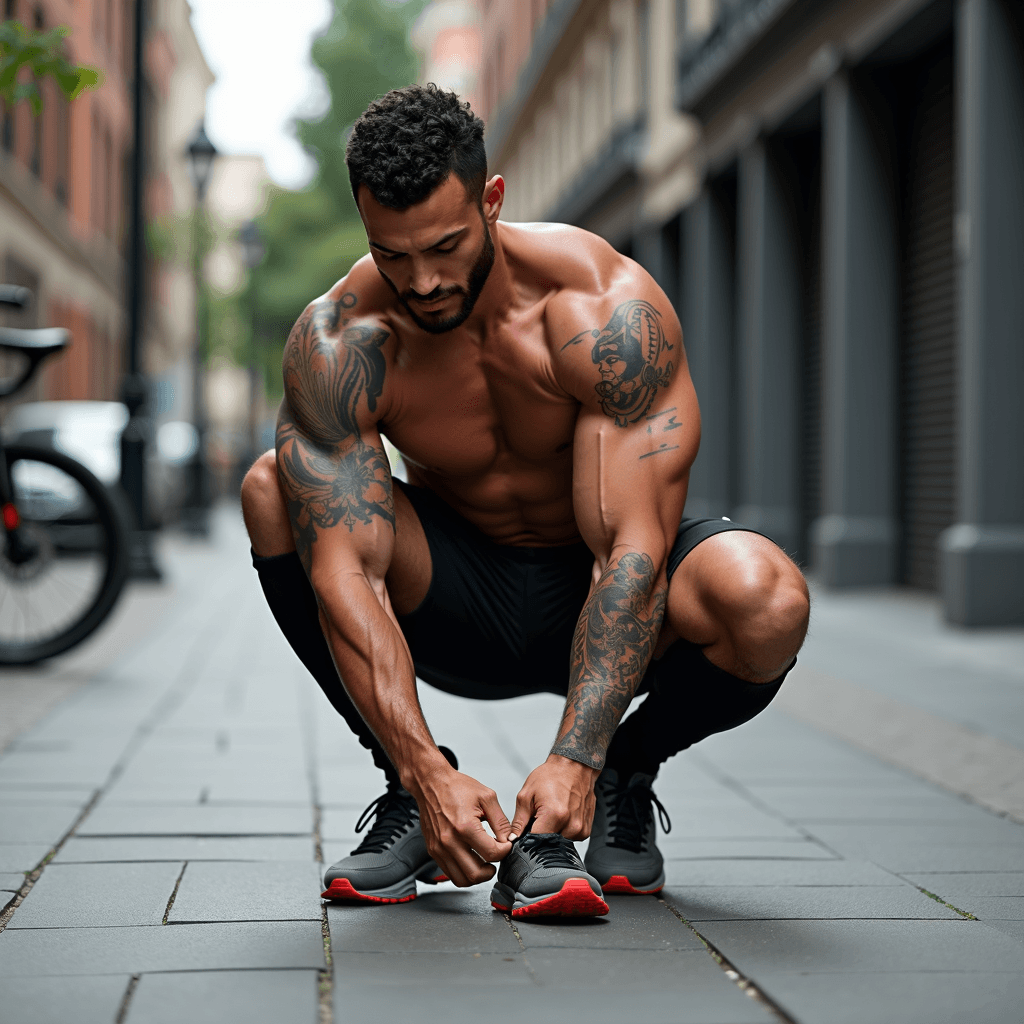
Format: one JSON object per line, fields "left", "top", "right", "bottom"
{"left": 601, "top": 874, "right": 663, "bottom": 895}
{"left": 321, "top": 878, "right": 416, "bottom": 904}
{"left": 496, "top": 878, "right": 610, "bottom": 919}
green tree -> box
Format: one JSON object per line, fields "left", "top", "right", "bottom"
{"left": 0, "top": 20, "right": 101, "bottom": 111}
{"left": 249, "top": 0, "right": 425, "bottom": 405}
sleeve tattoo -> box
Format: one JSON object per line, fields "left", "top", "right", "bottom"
{"left": 561, "top": 299, "right": 674, "bottom": 426}
{"left": 551, "top": 552, "right": 667, "bottom": 770}
{"left": 275, "top": 296, "right": 395, "bottom": 571}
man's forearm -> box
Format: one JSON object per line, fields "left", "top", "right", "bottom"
{"left": 318, "top": 577, "right": 447, "bottom": 786}
{"left": 550, "top": 550, "right": 666, "bottom": 770}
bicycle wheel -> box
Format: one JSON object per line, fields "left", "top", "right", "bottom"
{"left": 0, "top": 444, "right": 130, "bottom": 665}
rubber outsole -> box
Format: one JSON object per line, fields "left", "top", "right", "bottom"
{"left": 492, "top": 878, "right": 610, "bottom": 919}
{"left": 320, "top": 878, "right": 416, "bottom": 904}
{"left": 601, "top": 873, "right": 664, "bottom": 895}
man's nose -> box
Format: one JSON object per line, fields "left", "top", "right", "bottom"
{"left": 409, "top": 259, "right": 442, "bottom": 298}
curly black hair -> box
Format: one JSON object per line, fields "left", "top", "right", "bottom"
{"left": 345, "top": 84, "right": 487, "bottom": 210}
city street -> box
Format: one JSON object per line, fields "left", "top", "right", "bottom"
{"left": 0, "top": 506, "right": 1022, "bottom": 1024}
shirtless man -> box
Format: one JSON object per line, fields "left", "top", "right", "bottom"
{"left": 241, "top": 85, "right": 809, "bottom": 918}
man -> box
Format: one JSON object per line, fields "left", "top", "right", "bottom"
{"left": 241, "top": 85, "right": 809, "bottom": 918}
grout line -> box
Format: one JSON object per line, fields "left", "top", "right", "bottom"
{"left": 318, "top": 903, "right": 334, "bottom": 1024}
{"left": 914, "top": 886, "right": 979, "bottom": 920}
{"left": 162, "top": 863, "right": 188, "bottom": 925}
{"left": 658, "top": 897, "right": 799, "bottom": 1024}
{"left": 502, "top": 910, "right": 541, "bottom": 986}
{"left": 114, "top": 973, "right": 141, "bottom": 1024}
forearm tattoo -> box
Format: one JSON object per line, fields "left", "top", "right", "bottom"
{"left": 551, "top": 552, "right": 666, "bottom": 770}
{"left": 275, "top": 295, "right": 394, "bottom": 571}
{"left": 562, "top": 299, "right": 674, "bottom": 426}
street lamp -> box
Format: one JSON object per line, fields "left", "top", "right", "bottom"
{"left": 238, "top": 219, "right": 265, "bottom": 477}
{"left": 180, "top": 120, "right": 218, "bottom": 536}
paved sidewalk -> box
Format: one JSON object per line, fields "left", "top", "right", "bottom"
{"left": 0, "top": 508, "right": 1022, "bottom": 1023}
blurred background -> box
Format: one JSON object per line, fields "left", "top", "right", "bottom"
{"left": 0, "top": 0, "right": 1021, "bottom": 628}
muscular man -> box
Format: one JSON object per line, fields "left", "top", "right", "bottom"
{"left": 242, "top": 85, "right": 809, "bottom": 918}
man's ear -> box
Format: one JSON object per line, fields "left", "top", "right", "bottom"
{"left": 482, "top": 175, "right": 505, "bottom": 224}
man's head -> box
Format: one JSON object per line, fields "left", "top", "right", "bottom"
{"left": 346, "top": 85, "right": 502, "bottom": 334}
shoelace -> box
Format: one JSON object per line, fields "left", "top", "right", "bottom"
{"left": 606, "top": 777, "right": 672, "bottom": 853}
{"left": 517, "top": 832, "right": 581, "bottom": 868}
{"left": 352, "top": 785, "right": 419, "bottom": 854}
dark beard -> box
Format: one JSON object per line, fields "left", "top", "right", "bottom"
{"left": 380, "top": 224, "right": 495, "bottom": 335}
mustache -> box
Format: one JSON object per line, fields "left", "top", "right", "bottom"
{"left": 403, "top": 284, "right": 463, "bottom": 304}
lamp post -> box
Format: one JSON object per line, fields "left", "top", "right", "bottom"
{"left": 238, "top": 219, "right": 265, "bottom": 477}
{"left": 180, "top": 120, "right": 217, "bottom": 536}
{"left": 119, "top": 0, "right": 162, "bottom": 580}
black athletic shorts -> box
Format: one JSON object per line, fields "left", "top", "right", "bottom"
{"left": 393, "top": 479, "right": 765, "bottom": 701}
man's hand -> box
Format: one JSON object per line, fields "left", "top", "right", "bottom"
{"left": 406, "top": 763, "right": 512, "bottom": 887}
{"left": 509, "top": 755, "right": 600, "bottom": 840}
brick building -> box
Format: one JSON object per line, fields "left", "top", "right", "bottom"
{"left": 0, "top": 0, "right": 211, "bottom": 418}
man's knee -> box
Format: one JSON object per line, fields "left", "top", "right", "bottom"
{"left": 241, "top": 450, "right": 293, "bottom": 556}
{"left": 708, "top": 542, "right": 809, "bottom": 677}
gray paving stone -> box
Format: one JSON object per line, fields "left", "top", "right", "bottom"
{"left": 0, "top": 974, "right": 131, "bottom": 1024}
{"left": 954, "top": 897, "right": 1024, "bottom": 920}
{"left": 320, "top": 807, "right": 370, "bottom": 841}
{"left": 903, "top": 872, "right": 1024, "bottom": 897}
{"left": 660, "top": 838, "right": 837, "bottom": 860}
{"left": 662, "top": 884, "right": 961, "bottom": 921}
{"left": 694, "top": 919, "right": 1024, "bottom": 973}
{"left": 746, "top": 787, "right": 995, "bottom": 823}
{"left": 806, "top": 821, "right": 1024, "bottom": 851}
{"left": 757, "top": 971, "right": 1024, "bottom": 1024}
{"left": 514, "top": 894, "right": 703, "bottom": 950}
{"left": 664, "top": 806, "right": 803, "bottom": 839}
{"left": 0, "top": 789, "right": 94, "bottom": 805}
{"left": 0, "top": 921, "right": 325, "bottom": 976}
{"left": 326, "top": 887, "right": 520, "bottom": 953}
{"left": 665, "top": 859, "right": 902, "bottom": 887}
{"left": 78, "top": 803, "right": 312, "bottom": 836}
{"left": 8, "top": 861, "right": 182, "bottom": 929}
{"left": 983, "top": 920, "right": 1024, "bottom": 944}
{"left": 1, "top": 872, "right": 25, "bottom": 891}
{"left": 0, "top": 843, "right": 51, "bottom": 873}
{"left": 829, "top": 844, "right": 1024, "bottom": 873}
{"left": 126, "top": 969, "right": 319, "bottom": 1024}
{"left": 0, "top": 803, "right": 82, "bottom": 844}
{"left": 334, "top": 950, "right": 532, "bottom": 987}
{"left": 55, "top": 836, "right": 316, "bottom": 863}
{"left": 168, "top": 861, "right": 322, "bottom": 922}
{"left": 0, "top": 753, "right": 114, "bottom": 787}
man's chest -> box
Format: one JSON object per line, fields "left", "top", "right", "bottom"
{"left": 380, "top": 325, "right": 578, "bottom": 478}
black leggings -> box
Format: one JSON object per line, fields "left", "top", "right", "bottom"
{"left": 252, "top": 517, "right": 790, "bottom": 782}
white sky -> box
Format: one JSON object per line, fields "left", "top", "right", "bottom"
{"left": 188, "top": 0, "right": 334, "bottom": 189}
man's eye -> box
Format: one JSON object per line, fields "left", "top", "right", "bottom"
{"left": 435, "top": 245, "right": 457, "bottom": 254}
{"left": 383, "top": 253, "right": 405, "bottom": 262}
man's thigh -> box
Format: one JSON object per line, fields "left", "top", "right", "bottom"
{"left": 385, "top": 482, "right": 433, "bottom": 617}
{"left": 658, "top": 529, "right": 809, "bottom": 680}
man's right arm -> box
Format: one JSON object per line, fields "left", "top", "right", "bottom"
{"left": 275, "top": 294, "right": 510, "bottom": 883}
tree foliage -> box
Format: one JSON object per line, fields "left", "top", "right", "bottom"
{"left": 0, "top": 20, "right": 102, "bottom": 112}
{"left": 250, "top": 0, "right": 425, "bottom": 404}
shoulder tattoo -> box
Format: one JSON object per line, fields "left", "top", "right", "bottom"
{"left": 562, "top": 299, "right": 674, "bottom": 426}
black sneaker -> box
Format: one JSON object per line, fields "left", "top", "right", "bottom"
{"left": 321, "top": 784, "right": 446, "bottom": 904}
{"left": 584, "top": 769, "right": 671, "bottom": 894}
{"left": 491, "top": 830, "right": 608, "bottom": 919}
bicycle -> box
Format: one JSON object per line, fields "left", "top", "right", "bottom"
{"left": 0, "top": 285, "right": 130, "bottom": 665}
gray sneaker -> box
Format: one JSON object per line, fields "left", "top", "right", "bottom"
{"left": 321, "top": 784, "right": 446, "bottom": 904}
{"left": 491, "top": 831, "right": 608, "bottom": 918}
{"left": 584, "top": 769, "right": 671, "bottom": 894}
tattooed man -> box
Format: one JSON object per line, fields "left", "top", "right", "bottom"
{"left": 242, "top": 86, "right": 809, "bottom": 917}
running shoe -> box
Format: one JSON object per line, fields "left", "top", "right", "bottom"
{"left": 491, "top": 830, "right": 608, "bottom": 918}
{"left": 321, "top": 782, "right": 447, "bottom": 903}
{"left": 584, "top": 769, "right": 672, "bottom": 894}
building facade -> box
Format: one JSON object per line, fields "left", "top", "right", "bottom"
{"left": 0, "top": 0, "right": 212, "bottom": 422}
{"left": 483, "top": 0, "right": 1024, "bottom": 626}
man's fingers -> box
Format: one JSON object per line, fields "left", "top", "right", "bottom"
{"left": 464, "top": 819, "right": 511, "bottom": 863}
{"left": 532, "top": 807, "right": 567, "bottom": 836}
{"left": 481, "top": 792, "right": 513, "bottom": 845}
{"left": 508, "top": 790, "right": 535, "bottom": 841}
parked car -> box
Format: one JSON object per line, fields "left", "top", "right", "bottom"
{"left": 2, "top": 401, "right": 197, "bottom": 527}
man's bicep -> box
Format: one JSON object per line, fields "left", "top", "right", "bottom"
{"left": 276, "top": 409, "right": 396, "bottom": 582}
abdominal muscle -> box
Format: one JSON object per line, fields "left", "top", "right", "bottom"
{"left": 403, "top": 460, "right": 583, "bottom": 548}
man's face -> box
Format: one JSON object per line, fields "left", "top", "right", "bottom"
{"left": 358, "top": 174, "right": 495, "bottom": 335}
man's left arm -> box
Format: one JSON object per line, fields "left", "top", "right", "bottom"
{"left": 509, "top": 285, "right": 699, "bottom": 840}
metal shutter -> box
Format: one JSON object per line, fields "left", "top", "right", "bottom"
{"left": 899, "top": 51, "right": 956, "bottom": 590}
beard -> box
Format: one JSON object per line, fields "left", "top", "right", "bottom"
{"left": 380, "top": 223, "right": 496, "bottom": 335}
